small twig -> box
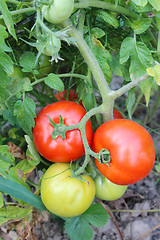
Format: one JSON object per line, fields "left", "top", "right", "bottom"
{"left": 98, "top": 199, "right": 124, "bottom": 240}
{"left": 41, "top": 222, "right": 47, "bottom": 240}
{"left": 136, "top": 223, "right": 160, "bottom": 240}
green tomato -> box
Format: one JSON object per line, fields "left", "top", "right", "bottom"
{"left": 36, "top": 35, "right": 61, "bottom": 62}
{"left": 95, "top": 175, "right": 128, "bottom": 201}
{"left": 36, "top": 54, "right": 52, "bottom": 78}
{"left": 42, "top": 0, "right": 74, "bottom": 24}
{"left": 41, "top": 163, "right": 95, "bottom": 217}
{"left": 9, "top": 66, "right": 23, "bottom": 79}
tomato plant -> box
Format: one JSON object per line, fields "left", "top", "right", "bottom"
{"left": 40, "top": 163, "right": 95, "bottom": 217}
{"left": 42, "top": 0, "right": 74, "bottom": 24}
{"left": 94, "top": 175, "right": 128, "bottom": 201}
{"left": 32, "top": 101, "right": 93, "bottom": 162}
{"left": 92, "top": 119, "right": 156, "bottom": 185}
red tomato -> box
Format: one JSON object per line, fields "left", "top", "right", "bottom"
{"left": 92, "top": 119, "right": 155, "bottom": 185}
{"left": 32, "top": 101, "right": 93, "bottom": 162}
{"left": 113, "top": 109, "right": 123, "bottom": 119}
{"left": 54, "top": 89, "right": 78, "bottom": 101}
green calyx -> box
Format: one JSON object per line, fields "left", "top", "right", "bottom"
{"left": 98, "top": 148, "right": 111, "bottom": 165}
{"left": 47, "top": 114, "right": 67, "bottom": 140}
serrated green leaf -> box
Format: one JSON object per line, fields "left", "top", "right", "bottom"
{"left": 149, "top": 0, "right": 160, "bottom": 10}
{"left": 130, "top": 18, "right": 151, "bottom": 34}
{"left": 19, "top": 52, "right": 37, "bottom": 72}
{"left": 0, "top": 66, "right": 11, "bottom": 102}
{"left": 82, "top": 92, "right": 95, "bottom": 111}
{"left": 0, "top": 0, "right": 17, "bottom": 40}
{"left": 126, "top": 88, "right": 136, "bottom": 119}
{"left": 0, "top": 205, "right": 32, "bottom": 226}
{"left": 65, "top": 216, "right": 93, "bottom": 240}
{"left": 130, "top": 42, "right": 153, "bottom": 78}
{"left": 132, "top": 0, "right": 148, "bottom": 7}
{"left": 147, "top": 65, "right": 160, "bottom": 85}
{"left": 0, "top": 176, "right": 47, "bottom": 211}
{"left": 13, "top": 98, "right": 36, "bottom": 137}
{"left": 128, "top": 1, "right": 152, "bottom": 12}
{"left": 139, "top": 77, "right": 154, "bottom": 106}
{"left": 44, "top": 73, "right": 64, "bottom": 91}
{"left": 91, "top": 28, "right": 105, "bottom": 38}
{"left": 96, "top": 10, "right": 119, "bottom": 27}
{"left": 0, "top": 145, "right": 15, "bottom": 176}
{"left": 0, "top": 51, "right": 14, "bottom": 74}
{"left": 25, "top": 135, "right": 41, "bottom": 165}
{"left": 110, "top": 54, "right": 123, "bottom": 76}
{"left": 2, "top": 109, "right": 16, "bottom": 126}
{"left": 83, "top": 203, "right": 110, "bottom": 228}
{"left": 0, "top": 25, "right": 11, "bottom": 52}
{"left": 120, "top": 37, "right": 135, "bottom": 64}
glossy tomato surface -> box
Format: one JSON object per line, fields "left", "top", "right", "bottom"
{"left": 41, "top": 163, "right": 95, "bottom": 217}
{"left": 95, "top": 175, "right": 127, "bottom": 201}
{"left": 33, "top": 101, "right": 93, "bottom": 162}
{"left": 92, "top": 119, "right": 155, "bottom": 185}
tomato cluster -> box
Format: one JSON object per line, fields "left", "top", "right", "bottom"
{"left": 32, "top": 90, "right": 155, "bottom": 217}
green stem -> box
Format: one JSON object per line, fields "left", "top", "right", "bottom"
{"left": 74, "top": 1, "right": 139, "bottom": 19}
{"left": 112, "top": 73, "right": 149, "bottom": 99}
{"left": 62, "top": 20, "right": 115, "bottom": 121}
{"left": 0, "top": 7, "right": 36, "bottom": 19}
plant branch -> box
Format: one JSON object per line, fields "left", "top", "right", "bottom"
{"left": 112, "top": 73, "right": 149, "bottom": 99}
{"left": 74, "top": 1, "right": 139, "bottom": 19}
{"left": 0, "top": 7, "right": 36, "bottom": 19}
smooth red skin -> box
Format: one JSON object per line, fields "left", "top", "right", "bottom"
{"left": 113, "top": 109, "right": 123, "bottom": 119}
{"left": 92, "top": 119, "right": 155, "bottom": 185}
{"left": 33, "top": 101, "right": 93, "bottom": 162}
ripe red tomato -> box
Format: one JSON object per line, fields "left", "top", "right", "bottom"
{"left": 54, "top": 89, "right": 78, "bottom": 101}
{"left": 32, "top": 101, "right": 93, "bottom": 162}
{"left": 113, "top": 109, "right": 123, "bottom": 119}
{"left": 92, "top": 119, "right": 155, "bottom": 185}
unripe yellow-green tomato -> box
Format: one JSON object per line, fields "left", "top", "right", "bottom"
{"left": 95, "top": 175, "right": 128, "bottom": 201}
{"left": 41, "top": 163, "right": 96, "bottom": 217}
{"left": 42, "top": 0, "right": 74, "bottom": 24}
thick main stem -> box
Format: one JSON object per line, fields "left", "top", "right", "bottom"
{"left": 63, "top": 20, "right": 114, "bottom": 121}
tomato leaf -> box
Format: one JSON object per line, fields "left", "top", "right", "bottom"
{"left": 120, "top": 37, "right": 135, "bottom": 64}
{"left": 0, "top": 25, "right": 11, "bottom": 52}
{"left": 0, "top": 205, "right": 32, "bottom": 226}
{"left": 96, "top": 10, "right": 119, "bottom": 27}
{"left": 0, "top": 0, "right": 17, "bottom": 40}
{"left": 147, "top": 65, "right": 160, "bottom": 86}
{"left": 0, "top": 51, "right": 14, "bottom": 75}
{"left": 44, "top": 73, "right": 64, "bottom": 91}
{"left": 19, "top": 52, "right": 37, "bottom": 72}
{"left": 149, "top": 0, "right": 160, "bottom": 10}
{"left": 132, "top": 0, "right": 148, "bottom": 7}
{"left": 64, "top": 216, "right": 93, "bottom": 240}
{"left": 139, "top": 77, "right": 154, "bottom": 106}
{"left": 0, "top": 176, "right": 47, "bottom": 211}
{"left": 126, "top": 88, "right": 136, "bottom": 119}
{"left": 130, "top": 18, "right": 151, "bottom": 34}
{"left": 0, "top": 145, "right": 15, "bottom": 176}
{"left": 82, "top": 203, "right": 110, "bottom": 228}
{"left": 13, "top": 97, "right": 36, "bottom": 137}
